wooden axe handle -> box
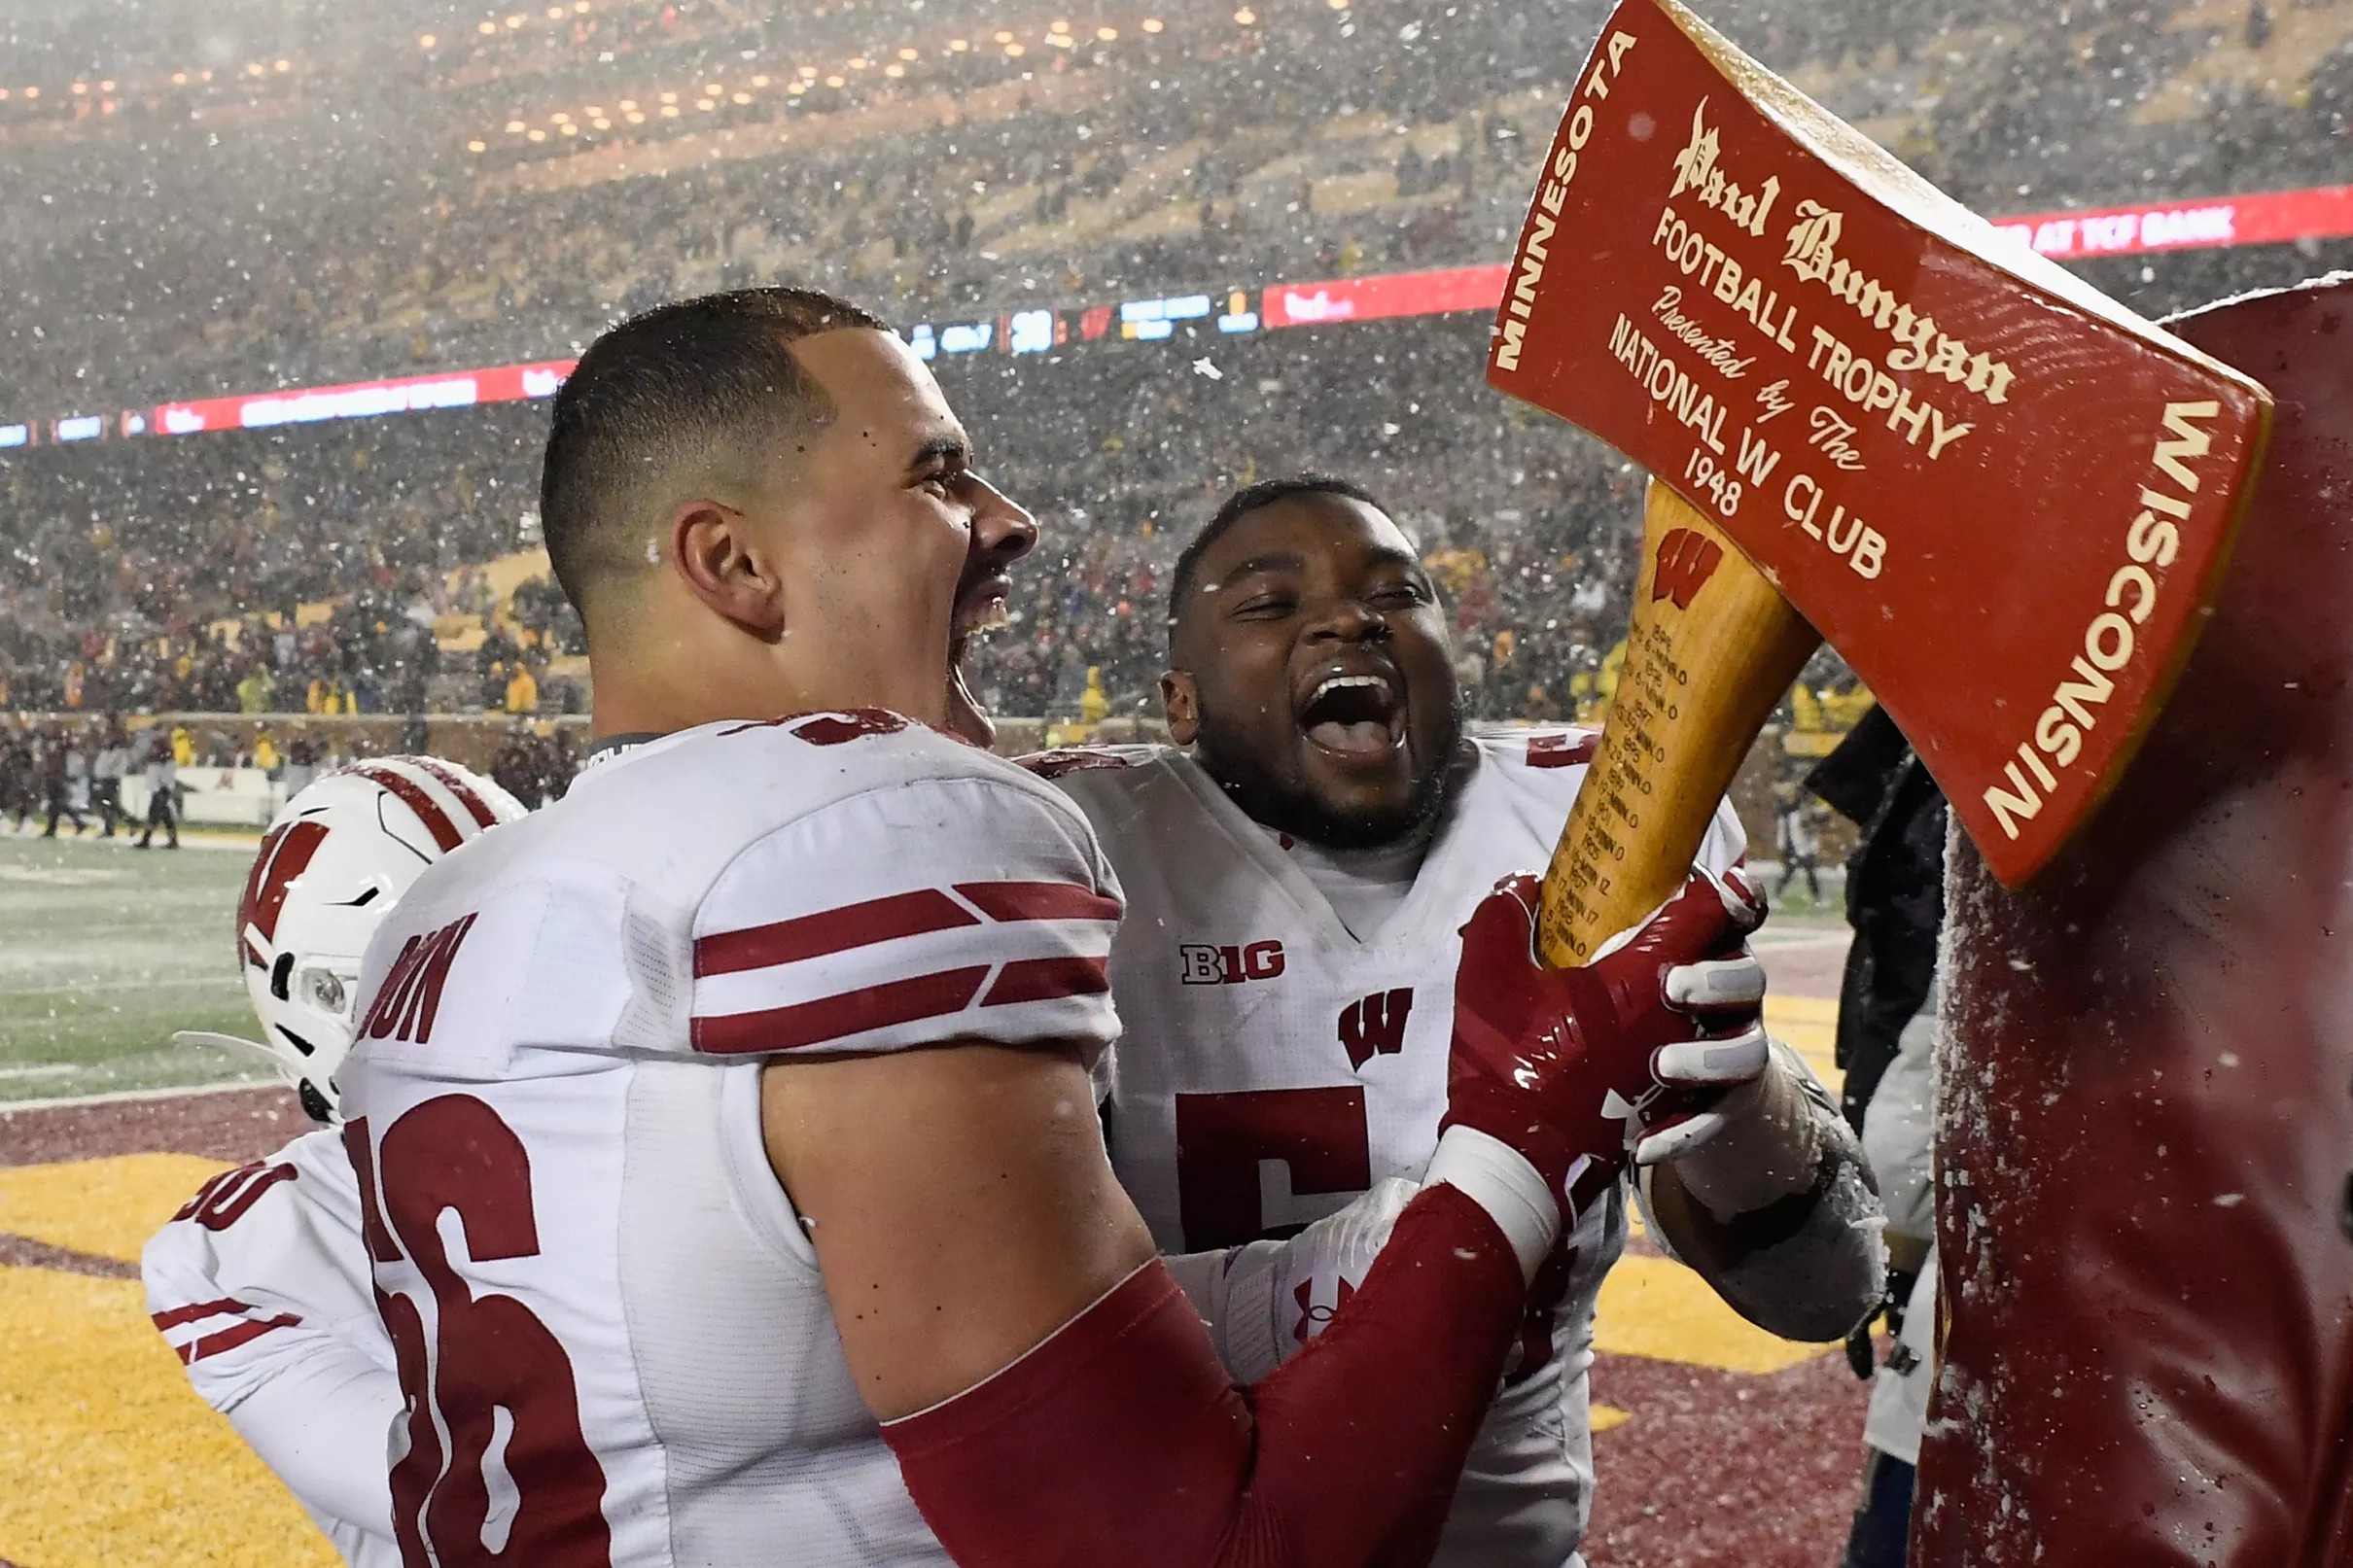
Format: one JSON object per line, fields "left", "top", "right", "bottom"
{"left": 1536, "top": 481, "right": 1822, "bottom": 969}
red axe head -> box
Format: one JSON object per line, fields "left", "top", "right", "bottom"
{"left": 1489, "top": 0, "right": 2272, "bottom": 894}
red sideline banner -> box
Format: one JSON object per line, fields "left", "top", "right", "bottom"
{"left": 151, "top": 360, "right": 578, "bottom": 438}
{"left": 1994, "top": 183, "right": 2353, "bottom": 260}
{"left": 1262, "top": 183, "right": 2353, "bottom": 329}
{"left": 4, "top": 183, "right": 2339, "bottom": 445}
{"left": 1261, "top": 263, "right": 1510, "bottom": 328}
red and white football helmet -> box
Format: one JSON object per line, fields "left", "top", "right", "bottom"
{"left": 178, "top": 756, "right": 526, "bottom": 1122}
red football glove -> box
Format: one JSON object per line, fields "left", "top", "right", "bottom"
{"left": 1442, "top": 867, "right": 1769, "bottom": 1227}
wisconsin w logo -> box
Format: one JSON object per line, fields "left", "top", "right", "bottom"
{"left": 1651, "top": 527, "right": 1724, "bottom": 610}
{"left": 1336, "top": 988, "right": 1414, "bottom": 1070}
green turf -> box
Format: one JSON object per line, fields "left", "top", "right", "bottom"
{"left": 0, "top": 828, "right": 274, "bottom": 1102}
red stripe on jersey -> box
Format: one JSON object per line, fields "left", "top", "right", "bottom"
{"left": 354, "top": 764, "right": 464, "bottom": 852}
{"left": 982, "top": 955, "right": 1110, "bottom": 1007}
{"left": 179, "top": 1312, "right": 302, "bottom": 1365}
{"left": 695, "top": 889, "right": 981, "bottom": 979}
{"left": 954, "top": 882, "right": 1120, "bottom": 924}
{"left": 692, "top": 965, "right": 991, "bottom": 1055}
{"left": 411, "top": 758, "right": 500, "bottom": 828}
{"left": 150, "top": 1297, "right": 250, "bottom": 1332}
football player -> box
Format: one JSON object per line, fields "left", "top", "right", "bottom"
{"left": 334, "top": 288, "right": 1767, "bottom": 1568}
{"left": 142, "top": 756, "right": 527, "bottom": 1568}
{"left": 1029, "top": 475, "right": 1886, "bottom": 1568}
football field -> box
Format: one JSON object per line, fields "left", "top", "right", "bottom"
{"left": 0, "top": 824, "right": 1871, "bottom": 1568}
{"left": 0, "top": 829, "right": 274, "bottom": 1105}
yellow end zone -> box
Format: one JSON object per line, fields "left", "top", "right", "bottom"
{"left": 0, "top": 1153, "right": 236, "bottom": 1265}
{"left": 0, "top": 1264, "right": 337, "bottom": 1568}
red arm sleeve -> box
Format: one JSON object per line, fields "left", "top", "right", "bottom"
{"left": 881, "top": 1181, "right": 1525, "bottom": 1568}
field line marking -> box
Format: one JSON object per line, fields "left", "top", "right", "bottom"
{"left": 0, "top": 1080, "right": 278, "bottom": 1115}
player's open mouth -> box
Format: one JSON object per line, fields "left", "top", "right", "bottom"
{"left": 1296, "top": 669, "right": 1407, "bottom": 762}
{"left": 946, "top": 572, "right": 1012, "bottom": 744}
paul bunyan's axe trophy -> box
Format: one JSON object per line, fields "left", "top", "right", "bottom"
{"left": 1488, "top": 0, "right": 2273, "bottom": 968}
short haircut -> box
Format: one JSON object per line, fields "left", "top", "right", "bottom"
{"left": 1166, "top": 473, "right": 1388, "bottom": 647}
{"left": 539, "top": 287, "right": 889, "bottom": 623}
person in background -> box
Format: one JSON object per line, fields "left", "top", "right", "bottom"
{"left": 1838, "top": 993, "right": 1939, "bottom": 1568}
{"left": 136, "top": 726, "right": 180, "bottom": 850}
{"left": 1771, "top": 779, "right": 1824, "bottom": 908}
{"left": 40, "top": 725, "right": 88, "bottom": 838}
{"left": 502, "top": 656, "right": 539, "bottom": 715}
{"left": 91, "top": 717, "right": 129, "bottom": 837}
{"left": 1803, "top": 707, "right": 1948, "bottom": 1133}
{"left": 0, "top": 724, "right": 32, "bottom": 832}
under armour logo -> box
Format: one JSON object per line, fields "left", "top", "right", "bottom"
{"left": 1600, "top": 1083, "right": 1669, "bottom": 1146}
{"left": 1651, "top": 528, "right": 1724, "bottom": 610}
{"left": 1292, "top": 1275, "right": 1356, "bottom": 1345}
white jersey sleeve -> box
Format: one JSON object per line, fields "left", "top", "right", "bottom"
{"left": 687, "top": 772, "right": 1122, "bottom": 1060}
{"left": 141, "top": 1128, "right": 401, "bottom": 1567}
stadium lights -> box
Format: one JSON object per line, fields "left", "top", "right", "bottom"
{"left": 170, "top": 72, "right": 188, "bottom": 84}
{"left": 245, "top": 63, "right": 265, "bottom": 77}
{"left": 1327, "top": 0, "right": 1350, "bottom": 9}
{"left": 731, "top": 90, "right": 751, "bottom": 103}
{"left": 884, "top": 63, "right": 905, "bottom": 76}
{"left": 466, "top": 138, "right": 486, "bottom": 152}
{"left": 618, "top": 97, "right": 637, "bottom": 110}
{"left": 419, "top": 33, "right": 437, "bottom": 48}
{"left": 1141, "top": 18, "right": 1165, "bottom": 33}
{"left": 705, "top": 81, "right": 723, "bottom": 92}
{"left": 1050, "top": 18, "right": 1071, "bottom": 32}
{"left": 949, "top": 38, "right": 969, "bottom": 51}
{"left": 898, "top": 47, "right": 920, "bottom": 59}
{"left": 798, "top": 64, "right": 819, "bottom": 77}
{"left": 626, "top": 109, "right": 645, "bottom": 122}
{"left": 849, "top": 57, "right": 868, "bottom": 69}
{"left": 658, "top": 89, "right": 678, "bottom": 102}
{"left": 825, "top": 73, "right": 846, "bottom": 87}
{"left": 505, "top": 118, "right": 526, "bottom": 131}
{"left": 695, "top": 97, "right": 716, "bottom": 110}
{"left": 478, "top": 19, "right": 498, "bottom": 33}
{"left": 561, "top": 122, "right": 579, "bottom": 134}
{"left": 99, "top": 79, "right": 116, "bottom": 91}
{"left": 547, "top": 4, "right": 566, "bottom": 17}
{"left": 1098, "top": 25, "right": 1119, "bottom": 40}
{"left": 787, "top": 81, "right": 806, "bottom": 94}
{"left": 749, "top": 75, "right": 769, "bottom": 87}
{"left": 592, "top": 116, "right": 611, "bottom": 128}
{"left": 1234, "top": 9, "right": 1256, "bottom": 24}
{"left": 576, "top": 0, "right": 591, "bottom": 11}
{"left": 0, "top": 88, "right": 10, "bottom": 100}
{"left": 506, "top": 16, "right": 525, "bottom": 29}
{"left": 527, "top": 126, "right": 546, "bottom": 139}
{"left": 584, "top": 104, "right": 603, "bottom": 116}
{"left": 993, "top": 29, "right": 1014, "bottom": 43}
{"left": 71, "top": 83, "right": 87, "bottom": 95}
{"left": 659, "top": 102, "right": 679, "bottom": 116}
{"left": 550, "top": 110, "right": 571, "bottom": 122}
{"left": 1004, "top": 42, "right": 1026, "bottom": 55}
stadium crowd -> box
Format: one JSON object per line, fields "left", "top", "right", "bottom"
{"left": 1, "top": 0, "right": 2347, "bottom": 738}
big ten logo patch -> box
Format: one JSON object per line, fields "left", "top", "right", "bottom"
{"left": 1651, "top": 527, "right": 1724, "bottom": 610}
{"left": 1336, "top": 988, "right": 1414, "bottom": 1070}
{"left": 360, "top": 913, "right": 478, "bottom": 1045}
{"left": 1177, "top": 940, "right": 1286, "bottom": 986}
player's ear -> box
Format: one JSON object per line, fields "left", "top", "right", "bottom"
{"left": 1160, "top": 669, "right": 1200, "bottom": 746}
{"left": 671, "top": 499, "right": 785, "bottom": 641}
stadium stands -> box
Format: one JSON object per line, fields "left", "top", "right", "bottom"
{"left": 2, "top": 0, "right": 2348, "bottom": 742}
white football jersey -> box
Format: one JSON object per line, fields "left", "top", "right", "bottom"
{"left": 1040, "top": 729, "right": 1746, "bottom": 1568}
{"left": 142, "top": 1128, "right": 404, "bottom": 1568}
{"left": 339, "top": 712, "right": 1122, "bottom": 1568}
